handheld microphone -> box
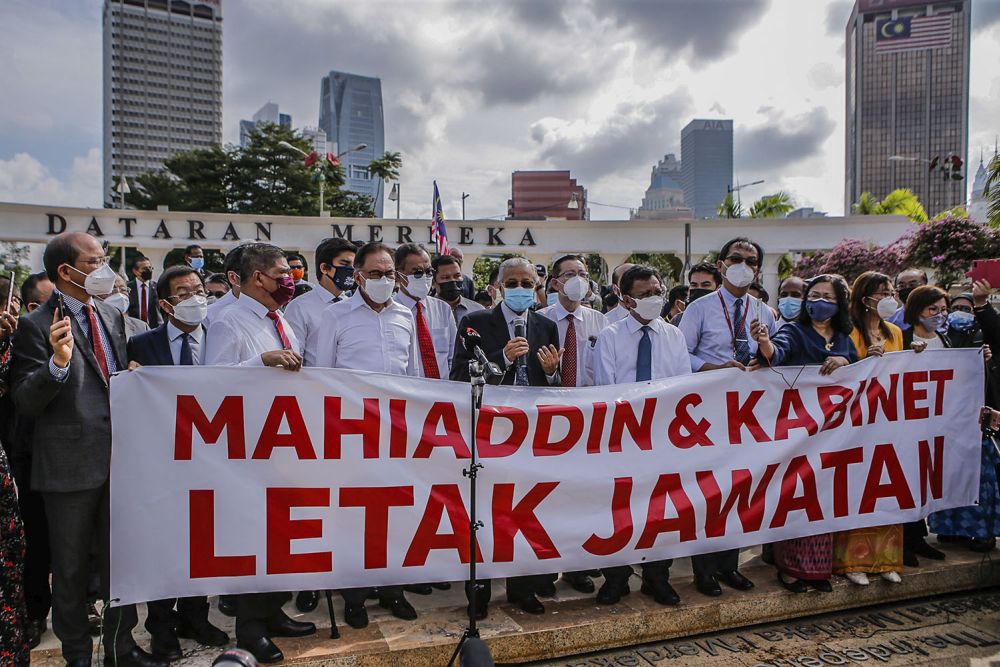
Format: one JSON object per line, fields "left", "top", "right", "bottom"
{"left": 513, "top": 317, "right": 527, "bottom": 368}
{"left": 463, "top": 327, "right": 502, "bottom": 377}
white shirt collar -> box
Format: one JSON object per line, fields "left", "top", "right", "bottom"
{"left": 624, "top": 312, "right": 665, "bottom": 334}
{"left": 552, "top": 300, "right": 582, "bottom": 321}
{"left": 235, "top": 292, "right": 272, "bottom": 319}
{"left": 394, "top": 291, "right": 420, "bottom": 309}
{"left": 500, "top": 301, "right": 530, "bottom": 323}
{"left": 167, "top": 320, "right": 203, "bottom": 343}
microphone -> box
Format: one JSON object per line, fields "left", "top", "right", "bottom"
{"left": 513, "top": 317, "right": 527, "bottom": 368}
{"left": 463, "top": 327, "right": 502, "bottom": 377}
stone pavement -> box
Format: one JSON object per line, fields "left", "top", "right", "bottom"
{"left": 28, "top": 544, "right": 1000, "bottom": 665}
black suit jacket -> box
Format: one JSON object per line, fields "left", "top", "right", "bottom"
{"left": 10, "top": 293, "right": 128, "bottom": 493}
{"left": 127, "top": 278, "right": 161, "bottom": 328}
{"left": 127, "top": 323, "right": 174, "bottom": 366}
{"left": 450, "top": 305, "right": 559, "bottom": 386}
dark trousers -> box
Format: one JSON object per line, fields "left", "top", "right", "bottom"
{"left": 339, "top": 585, "right": 404, "bottom": 607}
{"left": 234, "top": 592, "right": 291, "bottom": 642}
{"left": 465, "top": 576, "right": 548, "bottom": 606}
{"left": 43, "top": 484, "right": 138, "bottom": 660}
{"left": 146, "top": 596, "right": 211, "bottom": 637}
{"left": 601, "top": 559, "right": 672, "bottom": 587}
{"left": 9, "top": 455, "right": 51, "bottom": 622}
{"left": 692, "top": 549, "right": 740, "bottom": 578}
{"left": 903, "top": 519, "right": 929, "bottom": 549}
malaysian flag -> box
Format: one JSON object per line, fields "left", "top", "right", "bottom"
{"left": 430, "top": 181, "right": 450, "bottom": 256}
{"left": 875, "top": 13, "right": 952, "bottom": 54}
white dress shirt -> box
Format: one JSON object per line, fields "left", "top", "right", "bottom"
{"left": 678, "top": 286, "right": 776, "bottom": 372}
{"left": 283, "top": 286, "right": 342, "bottom": 367}
{"left": 204, "top": 290, "right": 237, "bottom": 330}
{"left": 538, "top": 301, "right": 608, "bottom": 386}
{"left": 204, "top": 294, "right": 299, "bottom": 366}
{"left": 311, "top": 289, "right": 419, "bottom": 376}
{"left": 394, "top": 292, "right": 456, "bottom": 377}
{"left": 594, "top": 314, "right": 691, "bottom": 385}
{"left": 606, "top": 305, "right": 629, "bottom": 323}
{"left": 498, "top": 302, "right": 559, "bottom": 384}
{"left": 167, "top": 321, "right": 204, "bottom": 365}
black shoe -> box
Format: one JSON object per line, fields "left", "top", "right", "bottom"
{"left": 536, "top": 579, "right": 557, "bottom": 597}
{"left": 404, "top": 584, "right": 434, "bottom": 595}
{"left": 27, "top": 618, "right": 46, "bottom": 649}
{"left": 937, "top": 535, "right": 969, "bottom": 544}
{"left": 777, "top": 573, "right": 809, "bottom": 593}
{"left": 149, "top": 631, "right": 183, "bottom": 661}
{"left": 67, "top": 659, "right": 91, "bottom": 667}
{"left": 295, "top": 590, "right": 319, "bottom": 613}
{"left": 467, "top": 583, "right": 490, "bottom": 621}
{"left": 563, "top": 572, "right": 595, "bottom": 594}
{"left": 431, "top": 582, "right": 451, "bottom": 590}
{"left": 266, "top": 611, "right": 316, "bottom": 637}
{"left": 236, "top": 636, "right": 283, "bottom": 664}
{"left": 176, "top": 617, "right": 229, "bottom": 647}
{"left": 640, "top": 579, "right": 680, "bottom": 606}
{"left": 379, "top": 596, "right": 417, "bottom": 621}
{"left": 903, "top": 551, "right": 919, "bottom": 567}
{"left": 807, "top": 579, "right": 833, "bottom": 593}
{"left": 695, "top": 573, "right": 722, "bottom": 597}
{"left": 911, "top": 540, "right": 946, "bottom": 560}
{"left": 103, "top": 646, "right": 169, "bottom": 667}
{"left": 217, "top": 595, "right": 237, "bottom": 617}
{"left": 718, "top": 569, "right": 754, "bottom": 591}
{"left": 970, "top": 538, "right": 996, "bottom": 553}
{"left": 506, "top": 593, "right": 544, "bottom": 614}
{"left": 88, "top": 602, "right": 101, "bottom": 636}
{"left": 595, "top": 580, "right": 629, "bottom": 605}
{"left": 344, "top": 604, "right": 369, "bottom": 629}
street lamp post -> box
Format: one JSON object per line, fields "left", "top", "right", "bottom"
{"left": 278, "top": 141, "right": 367, "bottom": 217}
{"left": 461, "top": 192, "right": 470, "bottom": 220}
{"left": 388, "top": 182, "right": 400, "bottom": 219}
{"left": 727, "top": 178, "right": 765, "bottom": 213}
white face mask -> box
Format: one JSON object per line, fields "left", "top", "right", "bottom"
{"left": 171, "top": 295, "right": 209, "bottom": 325}
{"left": 875, "top": 296, "right": 898, "bottom": 319}
{"left": 724, "top": 261, "right": 755, "bottom": 289}
{"left": 68, "top": 262, "right": 118, "bottom": 296}
{"left": 562, "top": 276, "right": 589, "bottom": 302}
{"left": 631, "top": 295, "right": 665, "bottom": 321}
{"left": 103, "top": 292, "right": 129, "bottom": 314}
{"left": 362, "top": 276, "right": 395, "bottom": 304}
{"left": 405, "top": 273, "right": 431, "bottom": 300}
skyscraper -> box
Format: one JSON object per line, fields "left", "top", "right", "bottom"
{"left": 319, "top": 71, "right": 384, "bottom": 217}
{"left": 632, "top": 154, "right": 692, "bottom": 220}
{"left": 239, "top": 102, "right": 291, "bottom": 148}
{"left": 103, "top": 0, "right": 223, "bottom": 205}
{"left": 507, "top": 171, "right": 587, "bottom": 220}
{"left": 845, "top": 0, "right": 970, "bottom": 216}
{"left": 680, "top": 119, "right": 733, "bottom": 219}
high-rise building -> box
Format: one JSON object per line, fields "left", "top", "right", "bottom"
{"left": 103, "top": 0, "right": 223, "bottom": 205}
{"left": 319, "top": 71, "right": 384, "bottom": 216}
{"left": 969, "top": 147, "right": 995, "bottom": 225}
{"left": 239, "top": 102, "right": 291, "bottom": 147}
{"left": 632, "top": 154, "right": 692, "bottom": 220}
{"left": 300, "top": 127, "right": 327, "bottom": 156}
{"left": 507, "top": 171, "right": 588, "bottom": 220}
{"left": 679, "top": 119, "right": 733, "bottom": 219}
{"left": 845, "top": 0, "right": 970, "bottom": 217}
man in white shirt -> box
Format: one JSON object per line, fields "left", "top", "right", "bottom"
{"left": 394, "top": 243, "right": 456, "bottom": 378}
{"left": 431, "top": 254, "right": 485, "bottom": 325}
{"left": 307, "top": 242, "right": 420, "bottom": 628}
{"left": 678, "top": 237, "right": 776, "bottom": 599}
{"left": 202, "top": 243, "right": 314, "bottom": 663}
{"left": 203, "top": 245, "right": 244, "bottom": 330}
{"left": 603, "top": 262, "right": 635, "bottom": 323}
{"left": 284, "top": 238, "right": 356, "bottom": 368}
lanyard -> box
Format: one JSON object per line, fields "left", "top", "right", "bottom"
{"left": 719, "top": 290, "right": 749, "bottom": 355}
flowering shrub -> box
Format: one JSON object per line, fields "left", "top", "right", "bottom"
{"left": 907, "top": 215, "right": 998, "bottom": 287}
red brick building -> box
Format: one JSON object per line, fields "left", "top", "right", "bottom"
{"left": 507, "top": 170, "right": 588, "bottom": 220}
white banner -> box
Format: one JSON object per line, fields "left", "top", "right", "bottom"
{"left": 110, "top": 349, "right": 984, "bottom": 605}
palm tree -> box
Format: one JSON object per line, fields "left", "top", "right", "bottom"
{"left": 748, "top": 191, "right": 794, "bottom": 218}
{"left": 852, "top": 191, "right": 879, "bottom": 215}
{"left": 851, "top": 189, "right": 927, "bottom": 222}
{"left": 716, "top": 192, "right": 743, "bottom": 219}
{"left": 985, "top": 154, "right": 1000, "bottom": 227}
{"left": 368, "top": 151, "right": 402, "bottom": 211}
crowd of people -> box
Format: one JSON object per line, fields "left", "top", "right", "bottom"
{"left": 0, "top": 231, "right": 997, "bottom": 666}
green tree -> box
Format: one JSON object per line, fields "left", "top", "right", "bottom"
{"left": 852, "top": 192, "right": 879, "bottom": 215}
{"left": 985, "top": 154, "right": 1000, "bottom": 227}
{"left": 851, "top": 189, "right": 928, "bottom": 222}
{"left": 127, "top": 146, "right": 231, "bottom": 213}
{"left": 368, "top": 150, "right": 402, "bottom": 208}
{"left": 748, "top": 191, "right": 794, "bottom": 218}
{"left": 231, "top": 123, "right": 324, "bottom": 215}
{"left": 716, "top": 192, "right": 743, "bottom": 219}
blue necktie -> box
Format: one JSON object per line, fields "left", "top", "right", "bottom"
{"left": 733, "top": 298, "right": 751, "bottom": 365}
{"left": 179, "top": 333, "right": 194, "bottom": 366}
{"left": 514, "top": 363, "right": 530, "bottom": 386}
{"left": 636, "top": 325, "right": 652, "bottom": 382}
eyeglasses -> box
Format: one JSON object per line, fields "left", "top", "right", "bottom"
{"left": 406, "top": 269, "right": 432, "bottom": 279}
{"left": 724, "top": 255, "right": 759, "bottom": 268}
{"left": 558, "top": 271, "right": 590, "bottom": 280}
{"left": 207, "top": 290, "right": 228, "bottom": 299}
{"left": 361, "top": 270, "right": 395, "bottom": 280}
{"left": 79, "top": 257, "right": 109, "bottom": 268}
{"left": 952, "top": 304, "right": 973, "bottom": 314}
{"left": 168, "top": 289, "right": 208, "bottom": 301}
{"left": 110, "top": 286, "right": 131, "bottom": 297}
{"left": 503, "top": 280, "right": 536, "bottom": 289}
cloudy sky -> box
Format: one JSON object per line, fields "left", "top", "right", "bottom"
{"left": 1, "top": 0, "right": 999, "bottom": 220}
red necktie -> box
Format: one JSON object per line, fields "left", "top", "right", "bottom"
{"left": 266, "top": 311, "right": 291, "bottom": 350}
{"left": 140, "top": 283, "right": 148, "bottom": 322}
{"left": 414, "top": 301, "right": 441, "bottom": 379}
{"left": 561, "top": 314, "right": 577, "bottom": 387}
{"left": 85, "top": 304, "right": 110, "bottom": 383}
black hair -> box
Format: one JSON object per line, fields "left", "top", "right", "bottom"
{"left": 315, "top": 238, "right": 357, "bottom": 269}
{"left": 393, "top": 243, "right": 430, "bottom": 270}
{"left": 285, "top": 252, "right": 305, "bottom": 264}
{"left": 749, "top": 282, "right": 769, "bottom": 303}
{"left": 431, "top": 255, "right": 461, "bottom": 273}
{"left": 796, "top": 274, "right": 852, "bottom": 335}
{"left": 238, "top": 243, "right": 286, "bottom": 286}
{"left": 620, "top": 265, "right": 662, "bottom": 297}
{"left": 130, "top": 254, "right": 150, "bottom": 271}
{"left": 895, "top": 268, "right": 929, "bottom": 286}
{"left": 488, "top": 267, "right": 500, "bottom": 285}
{"left": 552, "top": 254, "right": 587, "bottom": 277}
{"left": 223, "top": 245, "right": 247, "bottom": 277}
{"left": 20, "top": 271, "right": 50, "bottom": 305}
{"left": 205, "top": 273, "right": 229, "bottom": 286}
{"left": 688, "top": 262, "right": 722, "bottom": 287}
{"left": 43, "top": 233, "right": 84, "bottom": 282}
{"left": 719, "top": 237, "right": 765, "bottom": 267}
{"left": 293, "top": 282, "right": 313, "bottom": 299}
{"left": 353, "top": 241, "right": 394, "bottom": 269}
{"left": 157, "top": 265, "right": 203, "bottom": 300}
{"left": 667, "top": 284, "right": 688, "bottom": 306}
{"left": 184, "top": 244, "right": 203, "bottom": 256}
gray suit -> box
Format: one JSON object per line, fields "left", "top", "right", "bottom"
{"left": 10, "top": 293, "right": 139, "bottom": 660}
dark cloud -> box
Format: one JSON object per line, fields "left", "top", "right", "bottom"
{"left": 825, "top": 0, "right": 853, "bottom": 35}
{"left": 592, "top": 0, "right": 770, "bottom": 65}
{"left": 735, "top": 107, "right": 835, "bottom": 172}
{"left": 472, "top": 37, "right": 594, "bottom": 106}
{"left": 973, "top": 0, "right": 1000, "bottom": 32}
{"left": 507, "top": 0, "right": 571, "bottom": 29}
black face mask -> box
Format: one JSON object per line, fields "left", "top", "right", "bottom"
{"left": 687, "top": 287, "right": 715, "bottom": 304}
{"left": 327, "top": 265, "right": 355, "bottom": 292}
{"left": 437, "top": 280, "right": 463, "bottom": 301}
{"left": 898, "top": 287, "right": 915, "bottom": 304}
{"left": 139, "top": 268, "right": 153, "bottom": 281}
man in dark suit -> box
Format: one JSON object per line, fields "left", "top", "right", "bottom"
{"left": 451, "top": 256, "right": 563, "bottom": 617}
{"left": 127, "top": 255, "right": 160, "bottom": 328}
{"left": 10, "top": 232, "right": 166, "bottom": 667}
{"left": 127, "top": 265, "right": 228, "bottom": 660}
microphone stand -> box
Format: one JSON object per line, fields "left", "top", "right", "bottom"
{"left": 448, "top": 353, "right": 500, "bottom": 667}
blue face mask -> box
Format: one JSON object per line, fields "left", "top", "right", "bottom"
{"left": 189, "top": 257, "right": 205, "bottom": 271}
{"left": 806, "top": 299, "right": 839, "bottom": 322}
{"left": 503, "top": 287, "right": 535, "bottom": 313}
{"left": 947, "top": 310, "right": 975, "bottom": 332}
{"left": 546, "top": 292, "right": 559, "bottom": 307}
{"left": 778, "top": 296, "right": 801, "bottom": 320}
